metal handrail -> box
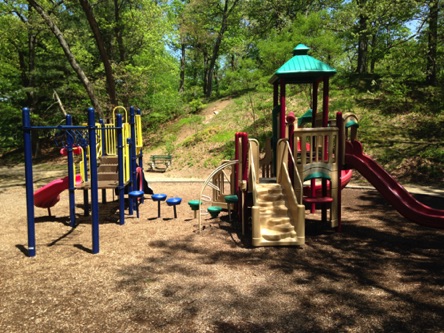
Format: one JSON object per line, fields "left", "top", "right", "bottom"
{"left": 198, "top": 160, "right": 239, "bottom": 233}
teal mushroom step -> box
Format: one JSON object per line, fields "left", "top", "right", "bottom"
{"left": 188, "top": 200, "right": 202, "bottom": 218}
{"left": 207, "top": 206, "right": 222, "bottom": 218}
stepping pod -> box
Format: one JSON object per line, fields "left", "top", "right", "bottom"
{"left": 207, "top": 206, "right": 222, "bottom": 219}
{"left": 166, "top": 197, "right": 182, "bottom": 219}
{"left": 224, "top": 194, "right": 238, "bottom": 221}
{"left": 188, "top": 200, "right": 201, "bottom": 218}
{"left": 128, "top": 190, "right": 144, "bottom": 218}
{"left": 151, "top": 193, "right": 167, "bottom": 218}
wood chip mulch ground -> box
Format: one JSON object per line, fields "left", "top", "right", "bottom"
{"left": 1, "top": 179, "right": 444, "bottom": 333}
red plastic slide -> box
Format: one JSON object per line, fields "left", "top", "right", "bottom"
{"left": 34, "top": 177, "right": 70, "bottom": 209}
{"left": 345, "top": 140, "right": 444, "bottom": 229}
{"left": 34, "top": 175, "right": 82, "bottom": 209}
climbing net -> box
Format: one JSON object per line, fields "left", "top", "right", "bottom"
{"left": 53, "top": 128, "right": 89, "bottom": 149}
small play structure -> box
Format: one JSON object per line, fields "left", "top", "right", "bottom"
{"left": 23, "top": 106, "right": 153, "bottom": 256}
{"left": 196, "top": 44, "right": 444, "bottom": 247}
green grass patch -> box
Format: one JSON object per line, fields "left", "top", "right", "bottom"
{"left": 181, "top": 126, "right": 219, "bottom": 147}
{"left": 209, "top": 130, "right": 235, "bottom": 143}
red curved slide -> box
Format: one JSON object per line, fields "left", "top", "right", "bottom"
{"left": 345, "top": 140, "right": 444, "bottom": 229}
{"left": 34, "top": 177, "right": 70, "bottom": 209}
{"left": 34, "top": 175, "right": 82, "bottom": 209}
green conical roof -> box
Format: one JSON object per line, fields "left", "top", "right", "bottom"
{"left": 269, "top": 44, "right": 336, "bottom": 84}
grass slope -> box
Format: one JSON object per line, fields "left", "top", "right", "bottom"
{"left": 143, "top": 91, "right": 443, "bottom": 187}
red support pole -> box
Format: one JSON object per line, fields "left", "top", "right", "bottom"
{"left": 241, "top": 132, "right": 249, "bottom": 182}
{"left": 321, "top": 77, "right": 330, "bottom": 221}
{"left": 336, "top": 112, "right": 343, "bottom": 232}
{"left": 234, "top": 132, "right": 242, "bottom": 226}
{"left": 234, "top": 133, "right": 240, "bottom": 192}
{"left": 310, "top": 81, "right": 319, "bottom": 213}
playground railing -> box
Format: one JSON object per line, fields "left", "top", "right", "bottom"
{"left": 83, "top": 117, "right": 131, "bottom": 184}
{"left": 276, "top": 139, "right": 303, "bottom": 203}
{"left": 277, "top": 139, "right": 305, "bottom": 243}
{"left": 77, "top": 147, "right": 86, "bottom": 182}
{"left": 211, "top": 160, "right": 236, "bottom": 208}
{"left": 292, "top": 127, "right": 340, "bottom": 227}
{"left": 343, "top": 112, "right": 359, "bottom": 142}
{"left": 278, "top": 162, "right": 305, "bottom": 244}
{"left": 198, "top": 160, "right": 239, "bottom": 233}
{"left": 112, "top": 106, "right": 128, "bottom": 124}
{"left": 123, "top": 122, "right": 131, "bottom": 183}
{"left": 248, "top": 140, "right": 259, "bottom": 205}
{"left": 293, "top": 127, "right": 339, "bottom": 166}
{"left": 104, "top": 123, "right": 117, "bottom": 156}
{"left": 135, "top": 113, "right": 143, "bottom": 151}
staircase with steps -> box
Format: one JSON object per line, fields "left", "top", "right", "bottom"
{"left": 77, "top": 155, "right": 121, "bottom": 189}
{"left": 97, "top": 156, "right": 120, "bottom": 188}
{"left": 253, "top": 182, "right": 299, "bottom": 245}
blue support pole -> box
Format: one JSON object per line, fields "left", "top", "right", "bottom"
{"left": 66, "top": 114, "right": 77, "bottom": 227}
{"left": 128, "top": 106, "right": 137, "bottom": 215}
{"left": 116, "top": 114, "right": 125, "bottom": 225}
{"left": 22, "top": 107, "right": 36, "bottom": 257}
{"left": 88, "top": 108, "right": 100, "bottom": 254}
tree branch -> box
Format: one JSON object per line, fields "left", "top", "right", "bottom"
{"left": 27, "top": 0, "right": 103, "bottom": 117}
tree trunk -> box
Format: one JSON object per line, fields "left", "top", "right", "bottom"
{"left": 114, "top": 0, "right": 126, "bottom": 63}
{"left": 426, "top": 0, "right": 439, "bottom": 86}
{"left": 202, "top": 47, "right": 209, "bottom": 96}
{"left": 356, "top": 0, "right": 368, "bottom": 74}
{"left": 15, "top": 7, "right": 37, "bottom": 109}
{"left": 28, "top": 0, "right": 103, "bottom": 117}
{"left": 179, "top": 43, "right": 186, "bottom": 93}
{"left": 369, "top": 33, "right": 377, "bottom": 74}
{"left": 79, "top": 0, "right": 118, "bottom": 110}
{"left": 357, "top": 14, "right": 368, "bottom": 74}
{"left": 205, "top": 0, "right": 239, "bottom": 98}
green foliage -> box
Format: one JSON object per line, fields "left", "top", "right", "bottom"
{"left": 0, "top": 106, "right": 23, "bottom": 154}
{"left": 407, "top": 114, "right": 444, "bottom": 140}
{"left": 257, "top": 11, "right": 344, "bottom": 75}
{"left": 378, "top": 77, "right": 412, "bottom": 114}
{"left": 188, "top": 98, "right": 207, "bottom": 113}
{"left": 164, "top": 134, "right": 177, "bottom": 155}
{"left": 181, "top": 126, "right": 219, "bottom": 147}
{"left": 412, "top": 86, "right": 444, "bottom": 114}
{"left": 209, "top": 130, "right": 235, "bottom": 143}
{"left": 220, "top": 58, "right": 265, "bottom": 97}
{"left": 175, "top": 114, "right": 204, "bottom": 129}
{"left": 0, "top": 0, "right": 443, "bottom": 188}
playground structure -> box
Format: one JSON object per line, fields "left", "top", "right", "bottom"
{"left": 21, "top": 45, "right": 444, "bottom": 256}
{"left": 197, "top": 44, "right": 444, "bottom": 247}
{"left": 23, "top": 106, "right": 151, "bottom": 257}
